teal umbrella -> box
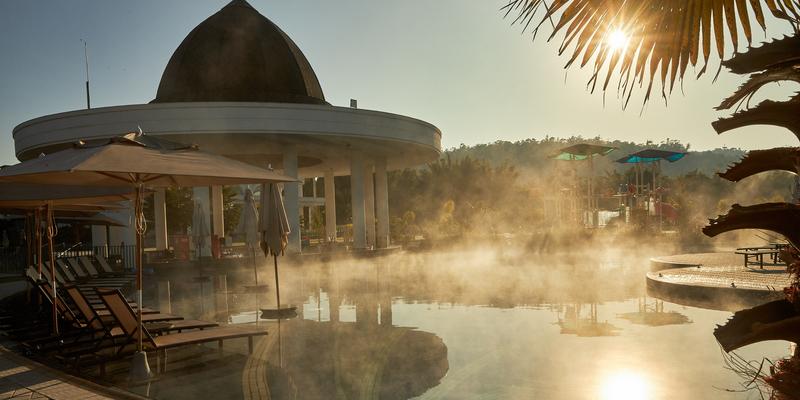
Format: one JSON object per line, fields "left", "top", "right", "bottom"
{"left": 616, "top": 149, "right": 687, "bottom": 164}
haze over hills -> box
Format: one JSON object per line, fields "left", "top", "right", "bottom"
{"left": 445, "top": 136, "right": 746, "bottom": 180}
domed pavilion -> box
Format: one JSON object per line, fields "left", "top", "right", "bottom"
{"left": 11, "top": 0, "right": 441, "bottom": 254}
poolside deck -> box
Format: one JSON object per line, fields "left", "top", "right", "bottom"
{"left": 647, "top": 252, "right": 790, "bottom": 311}
{"left": 0, "top": 345, "right": 143, "bottom": 400}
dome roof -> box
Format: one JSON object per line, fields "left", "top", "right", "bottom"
{"left": 152, "top": 0, "right": 326, "bottom": 105}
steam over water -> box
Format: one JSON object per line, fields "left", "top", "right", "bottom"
{"left": 103, "top": 241, "right": 787, "bottom": 399}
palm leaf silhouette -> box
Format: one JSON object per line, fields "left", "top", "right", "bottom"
{"left": 502, "top": 0, "right": 799, "bottom": 107}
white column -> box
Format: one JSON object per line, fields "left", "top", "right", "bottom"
{"left": 192, "top": 187, "right": 212, "bottom": 257}
{"left": 210, "top": 185, "right": 225, "bottom": 238}
{"left": 283, "top": 147, "right": 301, "bottom": 253}
{"left": 109, "top": 209, "right": 136, "bottom": 247}
{"left": 364, "top": 162, "right": 376, "bottom": 249}
{"left": 154, "top": 188, "right": 168, "bottom": 250}
{"left": 375, "top": 158, "right": 390, "bottom": 249}
{"left": 350, "top": 154, "right": 367, "bottom": 249}
{"left": 324, "top": 169, "right": 337, "bottom": 242}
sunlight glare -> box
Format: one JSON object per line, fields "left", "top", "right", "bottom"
{"left": 607, "top": 29, "right": 629, "bottom": 51}
{"left": 600, "top": 371, "right": 650, "bottom": 400}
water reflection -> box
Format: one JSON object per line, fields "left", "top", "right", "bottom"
{"left": 617, "top": 298, "right": 691, "bottom": 327}
{"left": 557, "top": 303, "right": 621, "bottom": 337}
{"left": 248, "top": 319, "right": 448, "bottom": 400}
{"left": 131, "top": 247, "right": 793, "bottom": 399}
{"left": 599, "top": 370, "right": 651, "bottom": 400}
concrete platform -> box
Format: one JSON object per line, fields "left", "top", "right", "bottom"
{"left": 647, "top": 252, "right": 790, "bottom": 311}
{"left": 0, "top": 345, "right": 144, "bottom": 400}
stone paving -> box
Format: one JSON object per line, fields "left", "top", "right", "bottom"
{"left": 0, "top": 347, "right": 122, "bottom": 400}
{"left": 649, "top": 252, "right": 791, "bottom": 292}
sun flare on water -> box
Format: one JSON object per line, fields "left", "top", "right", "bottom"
{"left": 607, "top": 29, "right": 630, "bottom": 51}
{"left": 600, "top": 370, "right": 650, "bottom": 400}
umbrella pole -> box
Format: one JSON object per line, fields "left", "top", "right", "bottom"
{"left": 252, "top": 247, "right": 258, "bottom": 285}
{"left": 252, "top": 246, "right": 258, "bottom": 326}
{"left": 35, "top": 209, "right": 42, "bottom": 279}
{"left": 273, "top": 254, "right": 280, "bottom": 308}
{"left": 45, "top": 204, "right": 58, "bottom": 335}
{"left": 277, "top": 317, "right": 283, "bottom": 368}
{"left": 130, "top": 183, "right": 151, "bottom": 381}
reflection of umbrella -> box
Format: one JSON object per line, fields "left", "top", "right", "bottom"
{"left": 253, "top": 320, "right": 448, "bottom": 399}
{"left": 0, "top": 183, "right": 136, "bottom": 335}
{"left": 618, "top": 298, "right": 691, "bottom": 327}
{"left": 259, "top": 183, "right": 293, "bottom": 315}
{"left": 0, "top": 132, "right": 294, "bottom": 380}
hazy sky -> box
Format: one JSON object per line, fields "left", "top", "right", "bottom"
{"left": 0, "top": 1, "right": 797, "bottom": 166}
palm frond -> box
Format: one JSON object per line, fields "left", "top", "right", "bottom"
{"left": 502, "top": 0, "right": 800, "bottom": 107}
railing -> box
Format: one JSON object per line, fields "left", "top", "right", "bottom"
{"left": 0, "top": 247, "right": 26, "bottom": 274}
{"left": 61, "top": 244, "right": 137, "bottom": 271}
{"left": 0, "top": 243, "right": 138, "bottom": 275}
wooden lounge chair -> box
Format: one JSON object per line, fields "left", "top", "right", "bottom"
{"left": 66, "top": 286, "right": 216, "bottom": 335}
{"left": 22, "top": 284, "right": 217, "bottom": 355}
{"left": 30, "top": 271, "right": 155, "bottom": 315}
{"left": 98, "top": 289, "right": 267, "bottom": 372}
{"left": 67, "top": 258, "right": 131, "bottom": 284}
{"left": 88, "top": 256, "right": 134, "bottom": 278}
{"left": 55, "top": 260, "right": 128, "bottom": 291}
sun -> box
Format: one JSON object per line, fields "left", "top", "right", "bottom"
{"left": 599, "top": 371, "right": 650, "bottom": 400}
{"left": 607, "top": 29, "right": 630, "bottom": 51}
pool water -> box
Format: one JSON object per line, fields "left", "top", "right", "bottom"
{"left": 105, "top": 247, "right": 787, "bottom": 399}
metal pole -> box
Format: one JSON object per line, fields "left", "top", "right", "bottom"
{"left": 135, "top": 187, "right": 143, "bottom": 352}
{"left": 35, "top": 209, "right": 42, "bottom": 278}
{"left": 273, "top": 255, "right": 280, "bottom": 308}
{"left": 81, "top": 39, "right": 90, "bottom": 109}
{"left": 46, "top": 204, "right": 58, "bottom": 335}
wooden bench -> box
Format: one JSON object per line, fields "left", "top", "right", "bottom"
{"left": 735, "top": 247, "right": 778, "bottom": 269}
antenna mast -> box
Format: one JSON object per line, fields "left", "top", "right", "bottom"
{"left": 80, "top": 39, "right": 90, "bottom": 109}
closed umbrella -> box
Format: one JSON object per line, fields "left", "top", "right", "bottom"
{"left": 191, "top": 202, "right": 210, "bottom": 260}
{"left": 0, "top": 132, "right": 295, "bottom": 380}
{"left": 238, "top": 189, "right": 262, "bottom": 284}
{"left": 259, "top": 182, "right": 294, "bottom": 318}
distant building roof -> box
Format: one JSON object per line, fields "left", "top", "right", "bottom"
{"left": 152, "top": 0, "right": 327, "bottom": 105}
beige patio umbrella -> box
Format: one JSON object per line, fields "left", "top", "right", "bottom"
{"left": 0, "top": 132, "right": 295, "bottom": 379}
{"left": 0, "top": 183, "right": 135, "bottom": 335}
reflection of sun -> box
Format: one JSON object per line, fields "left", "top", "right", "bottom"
{"left": 600, "top": 371, "right": 649, "bottom": 400}
{"left": 607, "top": 29, "right": 629, "bottom": 51}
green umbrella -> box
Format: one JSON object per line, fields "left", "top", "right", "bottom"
{"left": 552, "top": 144, "right": 617, "bottom": 226}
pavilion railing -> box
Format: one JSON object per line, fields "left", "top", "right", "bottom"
{"left": 59, "top": 244, "right": 136, "bottom": 271}
{"left": 0, "top": 247, "right": 26, "bottom": 274}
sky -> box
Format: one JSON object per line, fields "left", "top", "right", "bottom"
{"left": 0, "top": 0, "right": 797, "bottom": 166}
